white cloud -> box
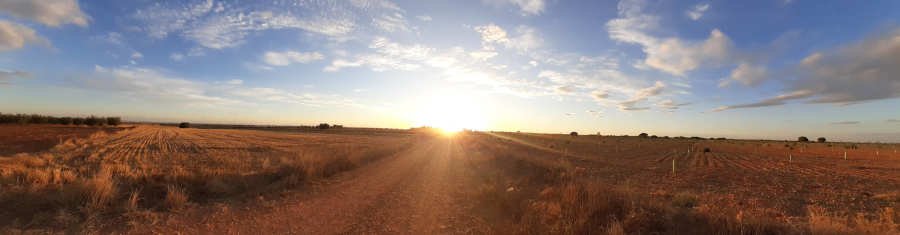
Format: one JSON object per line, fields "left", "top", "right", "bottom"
{"left": 657, "top": 99, "right": 690, "bottom": 110}
{"left": 0, "top": 0, "right": 89, "bottom": 27}
{"left": 0, "top": 69, "right": 31, "bottom": 84}
{"left": 619, "top": 81, "right": 665, "bottom": 111}
{"left": 474, "top": 24, "right": 542, "bottom": 52}
{"left": 416, "top": 15, "right": 432, "bottom": 21}
{"left": 0, "top": 20, "right": 50, "bottom": 52}
{"left": 131, "top": 52, "right": 144, "bottom": 59}
{"left": 686, "top": 3, "right": 710, "bottom": 21}
{"left": 591, "top": 90, "right": 609, "bottom": 101}
{"left": 326, "top": 37, "right": 433, "bottom": 72}
{"left": 719, "top": 62, "right": 767, "bottom": 87}
{"left": 78, "top": 65, "right": 358, "bottom": 108}
{"left": 324, "top": 59, "right": 364, "bottom": 72}
{"left": 262, "top": 51, "right": 324, "bottom": 66}
{"left": 372, "top": 13, "right": 410, "bottom": 32}
{"left": 486, "top": 0, "right": 547, "bottom": 16}
{"left": 133, "top": 1, "right": 358, "bottom": 49}
{"left": 607, "top": 0, "right": 733, "bottom": 76}
{"left": 84, "top": 65, "right": 238, "bottom": 105}
{"left": 170, "top": 53, "right": 185, "bottom": 61}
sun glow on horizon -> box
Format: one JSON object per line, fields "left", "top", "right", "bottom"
{"left": 412, "top": 92, "right": 489, "bottom": 134}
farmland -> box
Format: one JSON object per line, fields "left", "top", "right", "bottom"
{"left": 1, "top": 125, "right": 898, "bottom": 234}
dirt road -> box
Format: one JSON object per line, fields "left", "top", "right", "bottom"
{"left": 129, "top": 138, "right": 493, "bottom": 234}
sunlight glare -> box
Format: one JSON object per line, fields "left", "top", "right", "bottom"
{"left": 413, "top": 92, "right": 488, "bottom": 134}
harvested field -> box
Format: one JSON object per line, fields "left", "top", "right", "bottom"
{"left": 0, "top": 125, "right": 123, "bottom": 155}
{"left": 0, "top": 126, "right": 898, "bottom": 234}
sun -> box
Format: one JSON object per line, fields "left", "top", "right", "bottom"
{"left": 413, "top": 93, "right": 488, "bottom": 135}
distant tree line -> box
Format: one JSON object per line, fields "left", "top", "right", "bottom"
{"left": 0, "top": 113, "right": 121, "bottom": 126}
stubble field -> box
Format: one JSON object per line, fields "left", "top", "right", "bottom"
{"left": 0, "top": 125, "right": 898, "bottom": 234}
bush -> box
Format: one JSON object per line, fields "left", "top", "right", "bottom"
{"left": 817, "top": 137, "right": 826, "bottom": 143}
{"left": 798, "top": 136, "right": 809, "bottom": 142}
{"left": 638, "top": 133, "right": 649, "bottom": 138}
{"left": 179, "top": 122, "right": 191, "bottom": 128}
{"left": 106, "top": 117, "right": 121, "bottom": 126}
{"left": 570, "top": 131, "right": 578, "bottom": 137}
{"left": 650, "top": 135, "right": 658, "bottom": 139}
{"left": 59, "top": 117, "right": 73, "bottom": 125}
{"left": 84, "top": 116, "right": 106, "bottom": 126}
{"left": 72, "top": 117, "right": 85, "bottom": 125}
{"left": 317, "top": 123, "right": 330, "bottom": 129}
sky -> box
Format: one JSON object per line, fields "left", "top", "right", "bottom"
{"left": 0, "top": 0, "right": 898, "bottom": 142}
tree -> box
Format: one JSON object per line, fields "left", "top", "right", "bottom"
{"left": 179, "top": 122, "right": 191, "bottom": 128}
{"left": 817, "top": 137, "right": 826, "bottom": 143}
{"left": 650, "top": 135, "right": 658, "bottom": 139}
{"left": 59, "top": 117, "right": 73, "bottom": 125}
{"left": 107, "top": 117, "right": 122, "bottom": 126}
{"left": 638, "top": 133, "right": 649, "bottom": 138}
{"left": 798, "top": 136, "right": 809, "bottom": 142}
{"left": 570, "top": 131, "right": 578, "bottom": 137}
{"left": 317, "top": 123, "right": 331, "bottom": 129}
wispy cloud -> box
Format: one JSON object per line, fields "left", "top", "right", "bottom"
{"left": 76, "top": 65, "right": 359, "bottom": 108}
{"left": 686, "top": 3, "right": 710, "bottom": 21}
{"left": 474, "top": 24, "right": 542, "bottom": 53}
{"left": 719, "top": 62, "right": 768, "bottom": 87}
{"left": 484, "top": 0, "right": 547, "bottom": 16}
{"left": 619, "top": 81, "right": 665, "bottom": 111}
{"left": 0, "top": 69, "right": 31, "bottom": 85}
{"left": 263, "top": 51, "right": 324, "bottom": 66}
{"left": 0, "top": 20, "right": 50, "bottom": 52}
{"left": 0, "top": 0, "right": 90, "bottom": 27}
{"left": 713, "top": 90, "right": 813, "bottom": 111}
{"left": 130, "top": 0, "right": 397, "bottom": 49}
{"left": 830, "top": 121, "right": 860, "bottom": 125}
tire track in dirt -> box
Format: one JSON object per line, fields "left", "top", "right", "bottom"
{"left": 126, "top": 138, "right": 491, "bottom": 234}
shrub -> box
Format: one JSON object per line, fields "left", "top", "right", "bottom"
{"left": 179, "top": 122, "right": 191, "bottom": 128}
{"left": 638, "top": 133, "right": 649, "bottom": 138}
{"left": 84, "top": 115, "right": 104, "bottom": 126}
{"left": 165, "top": 185, "right": 189, "bottom": 210}
{"left": 817, "top": 137, "right": 826, "bottom": 143}
{"left": 72, "top": 117, "right": 85, "bottom": 125}
{"left": 317, "top": 123, "right": 331, "bottom": 129}
{"left": 703, "top": 147, "right": 711, "bottom": 153}
{"left": 650, "top": 135, "right": 658, "bottom": 139}
{"left": 106, "top": 117, "right": 121, "bottom": 126}
{"left": 570, "top": 131, "right": 578, "bottom": 137}
{"left": 798, "top": 136, "right": 809, "bottom": 142}
{"left": 58, "top": 117, "right": 73, "bottom": 125}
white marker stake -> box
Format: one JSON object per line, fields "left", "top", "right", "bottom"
{"left": 672, "top": 158, "right": 676, "bottom": 176}
{"left": 789, "top": 154, "right": 792, "bottom": 163}
{"left": 844, "top": 151, "right": 847, "bottom": 160}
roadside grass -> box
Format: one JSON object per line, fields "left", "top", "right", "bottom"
{"left": 0, "top": 126, "right": 414, "bottom": 232}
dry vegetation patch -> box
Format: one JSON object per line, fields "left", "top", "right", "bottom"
{"left": 0, "top": 125, "right": 414, "bottom": 232}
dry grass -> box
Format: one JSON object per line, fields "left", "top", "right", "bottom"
{"left": 460, "top": 132, "right": 900, "bottom": 235}
{"left": 0, "top": 125, "right": 414, "bottom": 231}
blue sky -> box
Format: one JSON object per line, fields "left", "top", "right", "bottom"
{"left": 0, "top": 0, "right": 898, "bottom": 142}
